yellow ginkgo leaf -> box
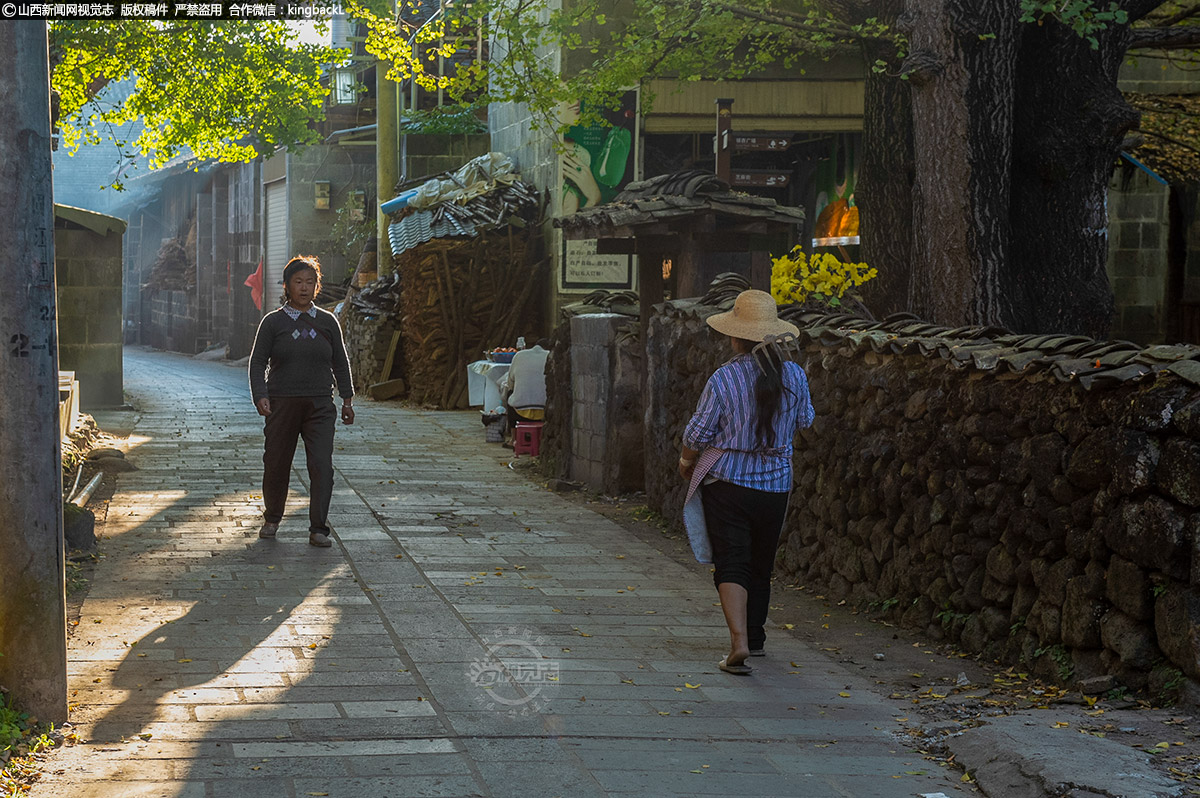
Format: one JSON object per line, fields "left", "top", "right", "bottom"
{"left": 1053, "top": 721, "right": 1070, "bottom": 728}
{"left": 838, "top": 692, "right": 851, "bottom": 697}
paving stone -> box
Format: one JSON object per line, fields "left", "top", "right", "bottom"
{"left": 35, "top": 348, "right": 973, "bottom": 798}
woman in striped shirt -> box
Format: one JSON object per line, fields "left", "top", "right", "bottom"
{"left": 679, "top": 290, "right": 815, "bottom": 675}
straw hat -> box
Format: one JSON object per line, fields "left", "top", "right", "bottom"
{"left": 706, "top": 289, "right": 798, "bottom": 341}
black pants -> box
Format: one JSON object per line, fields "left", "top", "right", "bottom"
{"left": 701, "top": 480, "right": 790, "bottom": 651}
{"left": 262, "top": 396, "right": 336, "bottom": 533}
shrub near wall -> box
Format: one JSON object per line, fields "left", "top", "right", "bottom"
{"left": 646, "top": 295, "right": 1200, "bottom": 697}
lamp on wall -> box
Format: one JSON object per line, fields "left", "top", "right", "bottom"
{"left": 314, "top": 181, "right": 331, "bottom": 211}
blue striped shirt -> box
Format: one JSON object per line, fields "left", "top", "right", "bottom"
{"left": 683, "top": 354, "right": 815, "bottom": 493}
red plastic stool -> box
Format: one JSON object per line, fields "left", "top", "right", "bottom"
{"left": 513, "top": 421, "right": 544, "bottom": 457}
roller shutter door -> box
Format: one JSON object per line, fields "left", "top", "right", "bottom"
{"left": 264, "top": 179, "right": 288, "bottom": 311}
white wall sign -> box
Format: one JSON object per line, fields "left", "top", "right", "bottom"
{"left": 561, "top": 238, "right": 633, "bottom": 289}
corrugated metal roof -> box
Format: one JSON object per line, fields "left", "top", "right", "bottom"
{"left": 387, "top": 211, "right": 477, "bottom": 257}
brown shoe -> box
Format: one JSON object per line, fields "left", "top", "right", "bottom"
{"left": 308, "top": 531, "right": 332, "bottom": 548}
{"left": 258, "top": 522, "right": 278, "bottom": 539}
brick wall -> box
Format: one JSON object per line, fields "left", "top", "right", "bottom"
{"left": 566, "top": 314, "right": 643, "bottom": 493}
{"left": 55, "top": 225, "right": 124, "bottom": 408}
{"left": 142, "top": 290, "right": 197, "bottom": 354}
{"left": 404, "top": 134, "right": 492, "bottom": 185}
{"left": 1107, "top": 167, "right": 1170, "bottom": 343}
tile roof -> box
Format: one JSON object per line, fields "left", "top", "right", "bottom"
{"left": 681, "top": 273, "right": 1200, "bottom": 390}
{"left": 555, "top": 170, "right": 805, "bottom": 233}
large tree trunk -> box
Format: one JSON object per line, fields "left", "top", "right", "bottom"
{"left": 901, "top": 0, "right": 1018, "bottom": 327}
{"left": 855, "top": 0, "right": 914, "bottom": 318}
{"left": 1005, "top": 22, "right": 1137, "bottom": 337}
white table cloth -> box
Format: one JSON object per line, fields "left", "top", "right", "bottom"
{"left": 466, "top": 360, "right": 511, "bottom": 409}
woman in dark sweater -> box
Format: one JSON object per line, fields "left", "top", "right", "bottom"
{"left": 249, "top": 256, "right": 355, "bottom": 547}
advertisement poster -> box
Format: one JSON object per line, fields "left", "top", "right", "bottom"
{"left": 560, "top": 90, "right": 639, "bottom": 289}
{"left": 561, "top": 91, "right": 638, "bottom": 212}
{"left": 811, "top": 133, "right": 861, "bottom": 247}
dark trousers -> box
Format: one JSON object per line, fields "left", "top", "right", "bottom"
{"left": 262, "top": 396, "right": 336, "bottom": 533}
{"left": 701, "top": 480, "right": 790, "bottom": 651}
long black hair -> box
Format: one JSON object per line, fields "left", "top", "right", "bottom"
{"left": 735, "top": 337, "right": 791, "bottom": 449}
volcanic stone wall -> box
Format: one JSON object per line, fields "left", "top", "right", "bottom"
{"left": 645, "top": 298, "right": 1200, "bottom": 696}
{"left": 339, "top": 304, "right": 402, "bottom": 396}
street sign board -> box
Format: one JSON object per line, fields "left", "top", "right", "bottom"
{"left": 731, "top": 169, "right": 791, "bottom": 188}
{"left": 733, "top": 135, "right": 792, "bottom": 151}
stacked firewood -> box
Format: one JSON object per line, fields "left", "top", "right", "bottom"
{"left": 399, "top": 226, "right": 545, "bottom": 409}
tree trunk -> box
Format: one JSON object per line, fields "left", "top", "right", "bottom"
{"left": 902, "top": 0, "right": 1018, "bottom": 327}
{"left": 1005, "top": 21, "right": 1137, "bottom": 337}
{"left": 856, "top": 0, "right": 914, "bottom": 318}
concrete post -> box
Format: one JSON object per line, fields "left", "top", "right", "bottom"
{"left": 377, "top": 59, "right": 399, "bottom": 276}
{"left": 0, "top": 22, "right": 68, "bottom": 723}
{"left": 715, "top": 98, "right": 733, "bottom": 183}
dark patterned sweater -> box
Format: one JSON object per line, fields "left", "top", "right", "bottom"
{"left": 248, "top": 306, "right": 354, "bottom": 401}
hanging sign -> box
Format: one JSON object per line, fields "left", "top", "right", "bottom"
{"left": 731, "top": 169, "right": 791, "bottom": 188}
{"left": 733, "top": 135, "right": 793, "bottom": 151}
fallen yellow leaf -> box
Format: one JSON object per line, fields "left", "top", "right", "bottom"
{"left": 685, "top": 683, "right": 701, "bottom": 689}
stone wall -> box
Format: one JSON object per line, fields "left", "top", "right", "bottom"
{"left": 644, "top": 297, "right": 1200, "bottom": 698}
{"left": 540, "top": 321, "right": 572, "bottom": 481}
{"left": 55, "top": 225, "right": 124, "bottom": 408}
{"left": 340, "top": 302, "right": 402, "bottom": 396}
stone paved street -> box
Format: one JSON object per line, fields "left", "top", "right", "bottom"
{"left": 33, "top": 347, "right": 973, "bottom": 798}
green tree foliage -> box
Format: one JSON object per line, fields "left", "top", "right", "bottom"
{"left": 353, "top": 0, "right": 1200, "bottom": 332}
{"left": 351, "top": 0, "right": 1200, "bottom": 131}
{"left": 50, "top": 22, "right": 339, "bottom": 173}
{"left": 350, "top": 0, "right": 894, "bottom": 129}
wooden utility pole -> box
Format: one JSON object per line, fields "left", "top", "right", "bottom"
{"left": 0, "top": 22, "right": 68, "bottom": 723}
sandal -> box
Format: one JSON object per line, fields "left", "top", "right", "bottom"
{"left": 718, "top": 657, "right": 753, "bottom": 675}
